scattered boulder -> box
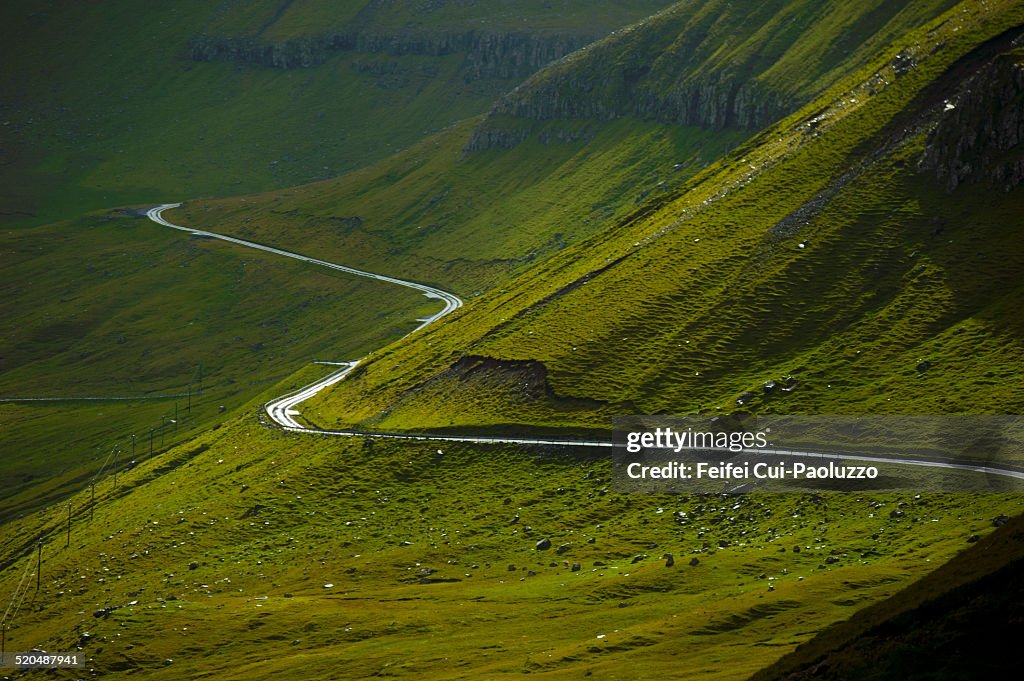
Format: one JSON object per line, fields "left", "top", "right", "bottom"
{"left": 763, "top": 380, "right": 778, "bottom": 394}
{"left": 993, "top": 515, "right": 1009, "bottom": 527}
{"left": 631, "top": 554, "right": 646, "bottom": 564}
{"left": 825, "top": 556, "right": 839, "bottom": 565}
{"left": 188, "top": 562, "right": 199, "bottom": 571}
{"left": 736, "top": 391, "right": 756, "bottom": 406}
{"left": 689, "top": 557, "right": 700, "bottom": 567}
{"left": 663, "top": 553, "right": 675, "bottom": 567}
{"left": 508, "top": 564, "right": 517, "bottom": 572}
{"left": 571, "top": 563, "right": 581, "bottom": 572}
{"left": 535, "top": 538, "right": 552, "bottom": 551}
{"left": 916, "top": 360, "right": 932, "bottom": 373}
{"left": 555, "top": 542, "right": 572, "bottom": 555}
{"left": 967, "top": 535, "right": 981, "bottom": 543}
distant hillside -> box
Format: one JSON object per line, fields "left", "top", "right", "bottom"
{"left": 0, "top": 0, "right": 672, "bottom": 225}
{"left": 176, "top": 1, "right": 974, "bottom": 301}
{"left": 468, "top": 0, "right": 962, "bottom": 149}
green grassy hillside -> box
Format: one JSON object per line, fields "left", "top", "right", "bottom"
{"left": 0, "top": 0, "right": 673, "bottom": 226}
{"left": 474, "top": 0, "right": 963, "bottom": 139}
{"left": 0, "top": 408, "right": 1019, "bottom": 679}
{"left": 751, "top": 512, "right": 1024, "bottom": 680}
{"left": 166, "top": 0, "right": 974, "bottom": 301}
{"left": 2, "top": 0, "right": 1023, "bottom": 678}
{"left": 172, "top": 116, "right": 747, "bottom": 295}
{"left": 302, "top": 0, "right": 1024, "bottom": 435}
{"left": 0, "top": 209, "right": 434, "bottom": 519}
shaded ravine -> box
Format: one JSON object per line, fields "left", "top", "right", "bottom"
{"left": 147, "top": 204, "right": 1024, "bottom": 484}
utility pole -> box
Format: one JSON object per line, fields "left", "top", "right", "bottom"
{"left": 149, "top": 429, "right": 154, "bottom": 456}
{"left": 187, "top": 386, "right": 192, "bottom": 414}
{"left": 131, "top": 433, "right": 136, "bottom": 460}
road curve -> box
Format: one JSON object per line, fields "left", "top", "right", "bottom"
{"left": 147, "top": 204, "right": 462, "bottom": 329}
{"left": 148, "top": 204, "right": 1024, "bottom": 485}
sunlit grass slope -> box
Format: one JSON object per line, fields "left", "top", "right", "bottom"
{"left": 0, "top": 408, "right": 1020, "bottom": 679}
{"left": 307, "top": 0, "right": 1024, "bottom": 434}
{"left": 0, "top": 209, "right": 434, "bottom": 519}
{"left": 174, "top": 117, "right": 747, "bottom": 295}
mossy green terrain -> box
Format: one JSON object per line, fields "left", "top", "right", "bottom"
{"left": 2, "top": 0, "right": 1023, "bottom": 678}
{"left": 174, "top": 116, "right": 747, "bottom": 295}
{"left": 1, "top": 410, "right": 1020, "bottom": 679}
{"left": 305, "top": 0, "right": 1024, "bottom": 435}
{"left": 0, "top": 0, "right": 674, "bottom": 226}
{"left": 0, "top": 210, "right": 435, "bottom": 519}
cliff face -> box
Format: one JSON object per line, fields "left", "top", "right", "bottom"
{"left": 921, "top": 50, "right": 1024, "bottom": 192}
{"left": 465, "top": 0, "right": 965, "bottom": 151}
{"left": 488, "top": 72, "right": 790, "bottom": 130}
{"left": 188, "top": 30, "right": 595, "bottom": 80}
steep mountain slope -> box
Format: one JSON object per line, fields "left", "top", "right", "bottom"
{"left": 750, "top": 512, "right": 1024, "bottom": 681}
{"left": 1, "top": 408, "right": 1020, "bottom": 679}
{"left": 301, "top": 0, "right": 1024, "bottom": 434}
{"left": 0, "top": 0, "right": 673, "bottom": 226}
{"left": 1, "top": 1, "right": 1023, "bottom": 679}
{"left": 473, "top": 0, "right": 962, "bottom": 141}
{"left": 171, "top": 1, "right": 974, "bottom": 300}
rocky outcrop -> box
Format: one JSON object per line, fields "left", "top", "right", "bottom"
{"left": 461, "top": 125, "right": 530, "bottom": 152}
{"left": 187, "top": 30, "right": 594, "bottom": 80}
{"left": 491, "top": 73, "right": 789, "bottom": 130}
{"left": 465, "top": 73, "right": 788, "bottom": 151}
{"left": 921, "top": 50, "right": 1024, "bottom": 192}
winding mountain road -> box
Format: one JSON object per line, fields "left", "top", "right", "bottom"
{"left": 147, "top": 204, "right": 461, "bottom": 330}
{"left": 147, "top": 204, "right": 1024, "bottom": 485}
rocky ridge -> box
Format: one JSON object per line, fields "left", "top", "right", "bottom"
{"left": 921, "top": 48, "right": 1024, "bottom": 191}
{"left": 188, "top": 29, "right": 595, "bottom": 80}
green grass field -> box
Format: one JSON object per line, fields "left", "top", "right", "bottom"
{"left": 304, "top": 0, "right": 1024, "bottom": 434}
{"left": 1, "top": 412, "right": 1020, "bottom": 679}
{"left": 0, "top": 209, "right": 436, "bottom": 519}
{"left": 2, "top": 1, "right": 1023, "bottom": 678}
{"left": 0, "top": 0, "right": 674, "bottom": 227}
